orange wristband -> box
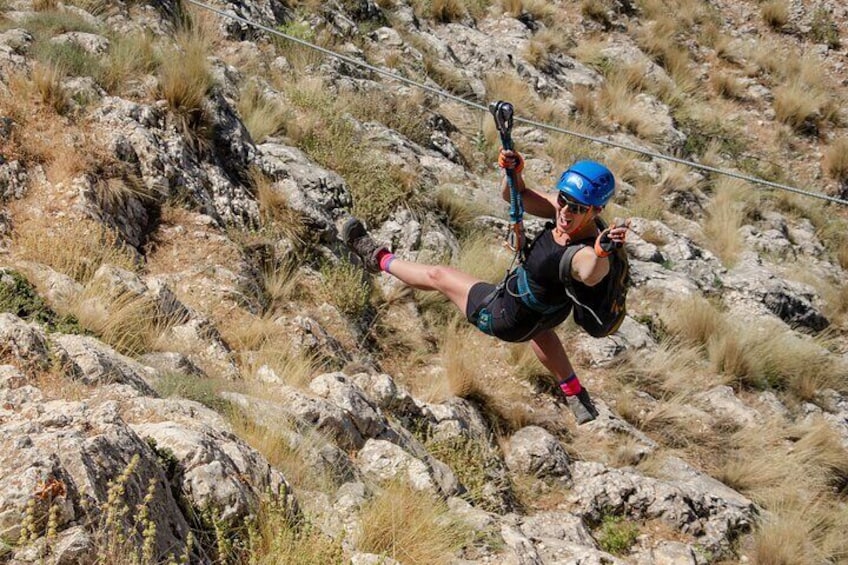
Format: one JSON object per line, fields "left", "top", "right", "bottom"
{"left": 594, "top": 236, "right": 613, "bottom": 258}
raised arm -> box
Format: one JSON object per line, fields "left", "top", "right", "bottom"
{"left": 498, "top": 150, "right": 557, "bottom": 219}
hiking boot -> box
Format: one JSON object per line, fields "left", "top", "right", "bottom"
{"left": 566, "top": 388, "right": 599, "bottom": 425}
{"left": 342, "top": 217, "right": 387, "bottom": 273}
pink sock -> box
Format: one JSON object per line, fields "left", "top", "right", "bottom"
{"left": 377, "top": 250, "right": 395, "bottom": 272}
{"left": 559, "top": 373, "right": 582, "bottom": 396}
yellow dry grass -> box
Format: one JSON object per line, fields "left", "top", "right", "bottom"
{"left": 703, "top": 178, "right": 749, "bottom": 266}
{"left": 357, "top": 481, "right": 469, "bottom": 564}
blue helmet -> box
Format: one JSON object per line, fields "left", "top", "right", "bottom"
{"left": 556, "top": 160, "right": 615, "bottom": 207}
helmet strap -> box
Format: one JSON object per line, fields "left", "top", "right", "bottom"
{"left": 564, "top": 208, "right": 597, "bottom": 237}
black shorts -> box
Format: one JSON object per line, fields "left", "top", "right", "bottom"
{"left": 465, "top": 282, "right": 572, "bottom": 343}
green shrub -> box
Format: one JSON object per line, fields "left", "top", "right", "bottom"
{"left": 0, "top": 269, "right": 85, "bottom": 333}
{"left": 319, "top": 261, "right": 371, "bottom": 318}
{"left": 809, "top": 8, "right": 840, "bottom": 48}
{"left": 595, "top": 515, "right": 639, "bottom": 555}
{"left": 155, "top": 371, "right": 233, "bottom": 414}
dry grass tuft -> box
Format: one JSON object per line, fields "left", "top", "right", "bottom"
{"left": 660, "top": 295, "right": 725, "bottom": 349}
{"left": 249, "top": 168, "right": 309, "bottom": 247}
{"left": 357, "top": 481, "right": 469, "bottom": 564}
{"left": 429, "top": 0, "right": 467, "bottom": 22}
{"left": 628, "top": 180, "right": 665, "bottom": 220}
{"left": 599, "top": 72, "right": 664, "bottom": 141}
{"left": 237, "top": 80, "right": 289, "bottom": 144}
{"left": 709, "top": 71, "right": 746, "bottom": 100}
{"left": 523, "top": 29, "right": 568, "bottom": 70}
{"left": 158, "top": 16, "right": 214, "bottom": 137}
{"left": 31, "top": 62, "right": 68, "bottom": 115}
{"left": 761, "top": 0, "right": 788, "bottom": 29}
{"left": 484, "top": 71, "right": 539, "bottom": 118}
{"left": 229, "top": 413, "right": 342, "bottom": 494}
{"left": 822, "top": 137, "right": 848, "bottom": 185}
{"left": 707, "top": 320, "right": 842, "bottom": 398}
{"left": 69, "top": 286, "right": 158, "bottom": 356}
{"left": 703, "top": 177, "right": 748, "bottom": 266}
{"left": 442, "top": 323, "right": 537, "bottom": 433}
{"left": 241, "top": 339, "right": 320, "bottom": 390}
{"left": 13, "top": 215, "right": 137, "bottom": 283}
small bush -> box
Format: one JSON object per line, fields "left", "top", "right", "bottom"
{"left": 0, "top": 269, "right": 85, "bottom": 333}
{"left": 595, "top": 515, "right": 639, "bottom": 555}
{"left": 319, "top": 260, "right": 371, "bottom": 318}
{"left": 247, "top": 495, "right": 344, "bottom": 564}
{"left": 155, "top": 371, "right": 232, "bottom": 414}
{"left": 425, "top": 432, "right": 515, "bottom": 512}
{"left": 809, "top": 8, "right": 840, "bottom": 48}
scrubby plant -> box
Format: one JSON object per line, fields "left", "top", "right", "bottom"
{"left": 102, "top": 30, "right": 158, "bottom": 95}
{"left": 808, "top": 7, "right": 840, "bottom": 49}
{"left": 247, "top": 494, "right": 344, "bottom": 564}
{"left": 595, "top": 515, "right": 639, "bottom": 555}
{"left": 272, "top": 19, "right": 325, "bottom": 72}
{"left": 0, "top": 269, "right": 85, "bottom": 333}
{"left": 357, "top": 480, "right": 470, "bottom": 564}
{"left": 424, "top": 431, "right": 516, "bottom": 512}
{"left": 342, "top": 87, "right": 432, "bottom": 148}
{"left": 155, "top": 371, "right": 233, "bottom": 414}
{"left": 284, "top": 78, "right": 420, "bottom": 224}
{"left": 319, "top": 260, "right": 371, "bottom": 318}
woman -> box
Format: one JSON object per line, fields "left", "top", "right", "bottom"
{"left": 342, "top": 150, "right": 629, "bottom": 424}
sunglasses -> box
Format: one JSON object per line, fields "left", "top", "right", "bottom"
{"left": 556, "top": 192, "right": 591, "bottom": 214}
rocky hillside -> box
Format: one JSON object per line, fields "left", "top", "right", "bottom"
{"left": 1, "top": 0, "right": 847, "bottom": 563}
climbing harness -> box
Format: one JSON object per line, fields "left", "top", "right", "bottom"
{"left": 489, "top": 100, "right": 526, "bottom": 259}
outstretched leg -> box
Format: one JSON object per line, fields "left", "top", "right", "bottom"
{"left": 531, "top": 329, "right": 598, "bottom": 424}
{"left": 342, "top": 217, "right": 481, "bottom": 317}
{"left": 385, "top": 259, "right": 480, "bottom": 315}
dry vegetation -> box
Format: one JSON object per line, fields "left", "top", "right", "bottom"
{"left": 2, "top": 0, "right": 848, "bottom": 562}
